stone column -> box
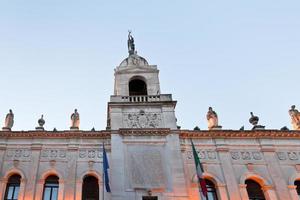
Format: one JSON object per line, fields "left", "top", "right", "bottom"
{"left": 188, "top": 187, "right": 200, "bottom": 200}
{"left": 239, "top": 184, "right": 249, "bottom": 200}
{"left": 34, "top": 179, "right": 44, "bottom": 200}
{"left": 0, "top": 178, "right": 7, "bottom": 200}
{"left": 75, "top": 180, "right": 82, "bottom": 200}
{"left": 111, "top": 133, "right": 125, "bottom": 200}
{"left": 165, "top": 132, "right": 188, "bottom": 197}
{"left": 262, "top": 185, "right": 278, "bottom": 200}
{"left": 99, "top": 179, "right": 104, "bottom": 200}
{"left": 58, "top": 180, "right": 65, "bottom": 200}
{"left": 0, "top": 145, "right": 7, "bottom": 199}
{"left": 64, "top": 145, "right": 78, "bottom": 200}
{"left": 217, "top": 147, "right": 242, "bottom": 200}
{"left": 217, "top": 184, "right": 228, "bottom": 200}
{"left": 24, "top": 144, "right": 42, "bottom": 200}
{"left": 18, "top": 178, "right": 26, "bottom": 200}
{"left": 287, "top": 185, "right": 299, "bottom": 200}
{"left": 262, "top": 147, "right": 291, "bottom": 200}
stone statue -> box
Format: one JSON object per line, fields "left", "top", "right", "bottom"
{"left": 128, "top": 31, "right": 135, "bottom": 55}
{"left": 3, "top": 109, "right": 14, "bottom": 130}
{"left": 289, "top": 105, "right": 300, "bottom": 130}
{"left": 36, "top": 115, "right": 45, "bottom": 131}
{"left": 70, "top": 109, "right": 80, "bottom": 130}
{"left": 206, "top": 107, "right": 220, "bottom": 130}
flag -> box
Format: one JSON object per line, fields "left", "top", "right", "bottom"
{"left": 191, "top": 140, "right": 208, "bottom": 197}
{"left": 103, "top": 144, "right": 111, "bottom": 192}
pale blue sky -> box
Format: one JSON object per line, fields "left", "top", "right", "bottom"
{"left": 0, "top": 1, "right": 299, "bottom": 131}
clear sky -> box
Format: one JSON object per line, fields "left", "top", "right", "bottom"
{"left": 0, "top": 0, "right": 299, "bottom": 131}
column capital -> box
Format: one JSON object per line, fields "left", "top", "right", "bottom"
{"left": 288, "top": 185, "right": 297, "bottom": 189}
{"left": 262, "top": 185, "right": 274, "bottom": 191}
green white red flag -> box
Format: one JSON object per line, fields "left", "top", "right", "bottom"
{"left": 191, "top": 140, "right": 208, "bottom": 198}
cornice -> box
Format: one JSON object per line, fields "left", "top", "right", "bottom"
{"left": 1, "top": 129, "right": 299, "bottom": 139}
{"left": 0, "top": 131, "right": 111, "bottom": 139}
{"left": 179, "top": 130, "right": 300, "bottom": 139}
{"left": 119, "top": 128, "right": 170, "bottom": 136}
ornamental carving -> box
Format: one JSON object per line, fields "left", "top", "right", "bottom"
{"left": 123, "top": 110, "right": 162, "bottom": 128}
{"left": 231, "top": 151, "right": 263, "bottom": 161}
{"left": 277, "top": 152, "right": 300, "bottom": 161}
{"left": 187, "top": 150, "right": 217, "bottom": 160}
{"left": 5, "top": 149, "right": 31, "bottom": 160}
{"left": 78, "top": 149, "right": 103, "bottom": 159}
{"left": 41, "top": 149, "right": 66, "bottom": 160}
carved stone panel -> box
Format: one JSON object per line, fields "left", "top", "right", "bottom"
{"left": 230, "top": 151, "right": 263, "bottom": 161}
{"left": 40, "top": 149, "right": 67, "bottom": 161}
{"left": 276, "top": 151, "right": 300, "bottom": 161}
{"left": 123, "top": 111, "right": 162, "bottom": 128}
{"left": 78, "top": 149, "right": 103, "bottom": 161}
{"left": 186, "top": 150, "right": 217, "bottom": 161}
{"left": 127, "top": 146, "right": 165, "bottom": 189}
{"left": 5, "top": 149, "right": 31, "bottom": 161}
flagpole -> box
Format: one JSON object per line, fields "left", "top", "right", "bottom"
{"left": 102, "top": 142, "right": 105, "bottom": 200}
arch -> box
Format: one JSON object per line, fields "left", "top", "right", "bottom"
{"left": 79, "top": 170, "right": 102, "bottom": 183}
{"left": 240, "top": 172, "right": 271, "bottom": 186}
{"left": 3, "top": 168, "right": 26, "bottom": 181}
{"left": 245, "top": 179, "right": 266, "bottom": 200}
{"left": 75, "top": 170, "right": 102, "bottom": 200}
{"left": 82, "top": 175, "right": 99, "bottom": 200}
{"left": 40, "top": 169, "right": 63, "bottom": 182}
{"left": 1, "top": 168, "right": 26, "bottom": 200}
{"left": 42, "top": 175, "right": 59, "bottom": 200}
{"left": 35, "top": 169, "right": 64, "bottom": 200}
{"left": 128, "top": 76, "right": 147, "bottom": 96}
{"left": 191, "top": 172, "right": 224, "bottom": 186}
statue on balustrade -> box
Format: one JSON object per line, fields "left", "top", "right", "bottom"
{"left": 206, "top": 107, "right": 221, "bottom": 130}
{"left": 289, "top": 105, "right": 300, "bottom": 130}
{"left": 70, "top": 109, "right": 80, "bottom": 130}
{"left": 3, "top": 109, "right": 14, "bottom": 131}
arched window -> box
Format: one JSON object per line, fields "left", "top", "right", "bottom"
{"left": 294, "top": 180, "right": 300, "bottom": 198}
{"left": 245, "top": 179, "right": 265, "bottom": 200}
{"left": 43, "top": 175, "right": 59, "bottom": 200}
{"left": 82, "top": 176, "right": 99, "bottom": 200}
{"left": 129, "top": 78, "right": 147, "bottom": 96}
{"left": 205, "top": 179, "right": 219, "bottom": 200}
{"left": 4, "top": 174, "right": 21, "bottom": 200}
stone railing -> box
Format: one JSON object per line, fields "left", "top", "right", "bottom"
{"left": 110, "top": 94, "right": 173, "bottom": 103}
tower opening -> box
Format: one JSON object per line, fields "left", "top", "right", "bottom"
{"left": 129, "top": 78, "right": 147, "bottom": 96}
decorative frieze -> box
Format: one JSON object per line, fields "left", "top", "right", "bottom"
{"left": 186, "top": 150, "right": 217, "bottom": 160}
{"left": 230, "top": 151, "right": 263, "bottom": 161}
{"left": 123, "top": 111, "right": 162, "bottom": 128}
{"left": 276, "top": 151, "right": 300, "bottom": 161}
{"left": 78, "top": 149, "right": 103, "bottom": 160}
{"left": 5, "top": 149, "right": 31, "bottom": 161}
{"left": 41, "top": 149, "right": 67, "bottom": 160}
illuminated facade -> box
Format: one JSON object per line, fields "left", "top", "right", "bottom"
{"left": 1, "top": 37, "right": 300, "bottom": 200}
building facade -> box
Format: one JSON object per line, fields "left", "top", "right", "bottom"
{"left": 1, "top": 36, "right": 300, "bottom": 200}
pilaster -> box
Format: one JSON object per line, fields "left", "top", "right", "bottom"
{"left": 24, "top": 144, "right": 42, "bottom": 200}
{"left": 261, "top": 147, "right": 291, "bottom": 200}
{"left": 217, "top": 147, "right": 242, "bottom": 200}
{"left": 287, "top": 185, "right": 299, "bottom": 200}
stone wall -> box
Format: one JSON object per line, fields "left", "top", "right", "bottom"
{"left": 1, "top": 130, "right": 300, "bottom": 200}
